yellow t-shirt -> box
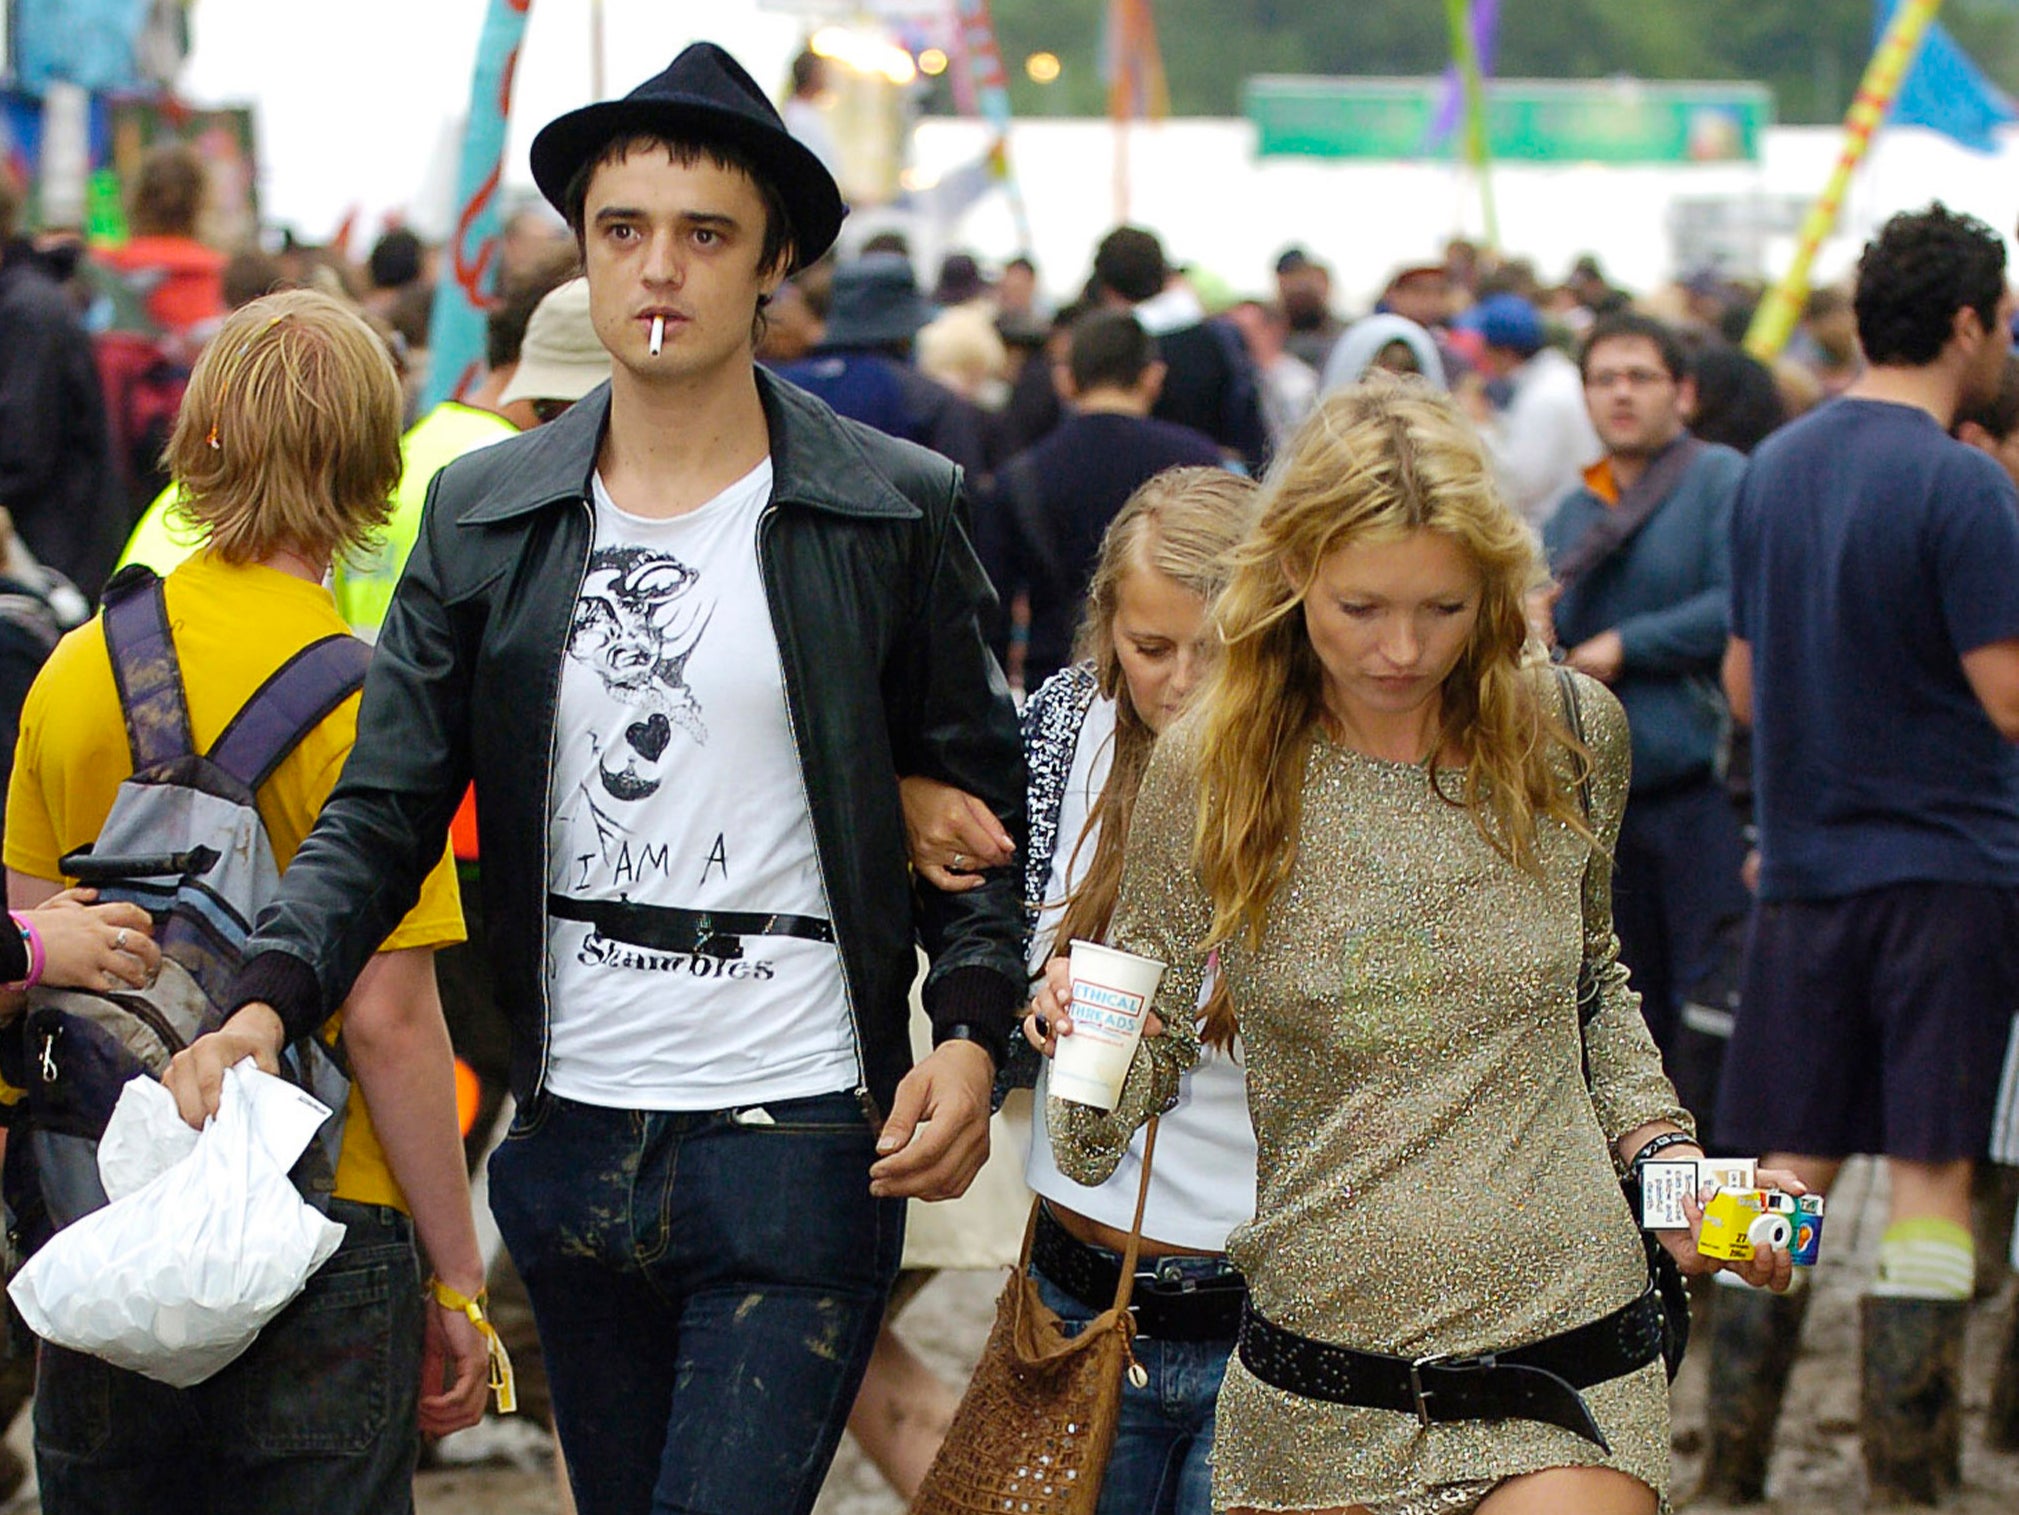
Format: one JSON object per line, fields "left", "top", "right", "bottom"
{"left": 3, "top": 552, "right": 465, "bottom": 1212}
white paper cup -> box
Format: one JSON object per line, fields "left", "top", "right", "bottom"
{"left": 1051, "top": 940, "right": 1167, "bottom": 1111}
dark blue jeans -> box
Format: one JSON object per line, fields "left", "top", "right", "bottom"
{"left": 1032, "top": 1255, "right": 1234, "bottom": 1515}
{"left": 34, "top": 1198, "right": 424, "bottom": 1515}
{"left": 488, "top": 1089, "right": 904, "bottom": 1515}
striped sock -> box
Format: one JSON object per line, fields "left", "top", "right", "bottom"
{"left": 1873, "top": 1218, "right": 1975, "bottom": 1301}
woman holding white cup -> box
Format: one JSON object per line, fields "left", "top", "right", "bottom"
{"left": 920, "top": 466, "right": 1261, "bottom": 1515}
{"left": 1040, "top": 379, "right": 1801, "bottom": 1515}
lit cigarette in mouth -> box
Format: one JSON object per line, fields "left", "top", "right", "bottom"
{"left": 649, "top": 316, "right": 664, "bottom": 357}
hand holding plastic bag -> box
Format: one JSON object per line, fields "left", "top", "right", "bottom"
{"left": 9, "top": 1060, "right": 346, "bottom": 1387}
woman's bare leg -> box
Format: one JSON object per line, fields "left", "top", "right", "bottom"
{"left": 1477, "top": 1467, "right": 1655, "bottom": 1514}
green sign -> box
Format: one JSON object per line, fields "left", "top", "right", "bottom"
{"left": 1245, "top": 77, "right": 1772, "bottom": 164}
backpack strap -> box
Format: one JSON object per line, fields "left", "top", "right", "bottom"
{"left": 207, "top": 634, "right": 372, "bottom": 792}
{"left": 100, "top": 568, "right": 195, "bottom": 770}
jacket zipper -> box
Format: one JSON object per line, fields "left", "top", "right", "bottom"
{"left": 532, "top": 496, "right": 598, "bottom": 1100}
{"left": 757, "top": 500, "right": 879, "bottom": 1129}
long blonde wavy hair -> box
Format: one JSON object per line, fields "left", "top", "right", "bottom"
{"left": 1194, "top": 377, "right": 1589, "bottom": 1045}
{"left": 1045, "top": 467, "right": 1261, "bottom": 961}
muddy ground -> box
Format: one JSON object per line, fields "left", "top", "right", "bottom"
{"left": 4, "top": 1157, "right": 2015, "bottom": 1513}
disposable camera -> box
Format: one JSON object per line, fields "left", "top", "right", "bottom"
{"left": 1637, "top": 1156, "right": 1825, "bottom": 1267}
{"left": 1696, "top": 1187, "right": 1825, "bottom": 1267}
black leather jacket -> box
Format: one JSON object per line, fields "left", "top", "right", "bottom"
{"left": 233, "top": 370, "right": 1027, "bottom": 1113}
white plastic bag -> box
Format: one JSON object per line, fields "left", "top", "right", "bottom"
{"left": 9, "top": 1061, "right": 347, "bottom": 1387}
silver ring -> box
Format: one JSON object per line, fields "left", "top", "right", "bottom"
{"left": 113, "top": 928, "right": 128, "bottom": 952}
{"left": 952, "top": 852, "right": 967, "bottom": 870}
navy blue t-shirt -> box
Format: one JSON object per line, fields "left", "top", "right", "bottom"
{"left": 1731, "top": 397, "right": 2019, "bottom": 899}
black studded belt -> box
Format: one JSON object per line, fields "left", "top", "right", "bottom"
{"left": 1235, "top": 1286, "right": 1667, "bottom": 1452}
{"left": 547, "top": 895, "right": 834, "bottom": 960}
{"left": 1031, "top": 1201, "right": 1247, "bottom": 1343}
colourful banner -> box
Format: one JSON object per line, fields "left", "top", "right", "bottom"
{"left": 950, "top": 0, "right": 1032, "bottom": 251}
{"left": 1103, "top": 0, "right": 1170, "bottom": 123}
{"left": 1744, "top": 0, "right": 1944, "bottom": 361}
{"left": 422, "top": 0, "right": 533, "bottom": 410}
{"left": 1444, "top": 0, "right": 1498, "bottom": 248}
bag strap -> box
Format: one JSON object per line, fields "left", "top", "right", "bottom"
{"left": 1109, "top": 1116, "right": 1162, "bottom": 1313}
{"left": 1551, "top": 434, "right": 1707, "bottom": 593}
{"left": 206, "top": 633, "right": 372, "bottom": 792}
{"left": 101, "top": 568, "right": 195, "bottom": 771}
{"left": 1553, "top": 666, "right": 1601, "bottom": 1040}
{"left": 1016, "top": 1113, "right": 1163, "bottom": 1315}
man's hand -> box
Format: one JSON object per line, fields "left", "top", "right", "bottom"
{"left": 1566, "top": 629, "right": 1625, "bottom": 684}
{"left": 868, "top": 1040, "right": 993, "bottom": 1200}
{"left": 162, "top": 1002, "right": 286, "bottom": 1128}
{"left": 418, "top": 1289, "right": 493, "bottom": 1438}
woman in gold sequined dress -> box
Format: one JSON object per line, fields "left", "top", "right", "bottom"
{"left": 1035, "top": 379, "right": 1799, "bottom": 1515}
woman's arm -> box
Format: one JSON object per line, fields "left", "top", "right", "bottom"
{"left": 1566, "top": 674, "right": 1695, "bottom": 1146}
{"left": 1045, "top": 721, "right": 1211, "bottom": 1185}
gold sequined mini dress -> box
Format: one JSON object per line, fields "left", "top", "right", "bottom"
{"left": 1051, "top": 670, "right": 1691, "bottom": 1513}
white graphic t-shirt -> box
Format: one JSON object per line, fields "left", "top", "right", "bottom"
{"left": 544, "top": 459, "right": 857, "bottom": 1109}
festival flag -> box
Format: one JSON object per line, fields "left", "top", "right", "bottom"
{"left": 1426, "top": 0, "right": 1500, "bottom": 151}
{"left": 949, "top": 0, "right": 1033, "bottom": 249}
{"left": 1103, "top": 0, "right": 1170, "bottom": 123}
{"left": 421, "top": 0, "right": 532, "bottom": 411}
{"left": 1746, "top": 0, "right": 1945, "bottom": 360}
{"left": 1878, "top": 0, "right": 2015, "bottom": 153}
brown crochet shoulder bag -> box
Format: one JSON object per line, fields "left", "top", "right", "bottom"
{"left": 908, "top": 1117, "right": 1161, "bottom": 1515}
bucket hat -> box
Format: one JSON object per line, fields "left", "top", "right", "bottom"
{"left": 530, "top": 41, "right": 846, "bottom": 272}
{"left": 822, "top": 255, "right": 935, "bottom": 349}
{"left": 498, "top": 278, "right": 611, "bottom": 406}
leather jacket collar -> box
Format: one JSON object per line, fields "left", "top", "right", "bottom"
{"left": 460, "top": 367, "right": 925, "bottom": 525}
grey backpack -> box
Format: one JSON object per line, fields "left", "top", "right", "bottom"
{"left": 25, "top": 567, "right": 370, "bottom": 1232}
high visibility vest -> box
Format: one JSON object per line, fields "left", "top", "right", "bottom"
{"left": 334, "top": 401, "right": 517, "bottom": 640}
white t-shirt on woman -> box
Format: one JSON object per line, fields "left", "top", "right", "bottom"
{"left": 1024, "top": 691, "right": 1258, "bottom": 1251}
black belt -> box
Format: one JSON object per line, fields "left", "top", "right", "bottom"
{"left": 547, "top": 894, "right": 835, "bottom": 961}
{"left": 1235, "top": 1286, "right": 1667, "bottom": 1453}
{"left": 1032, "top": 1201, "right": 1247, "bottom": 1343}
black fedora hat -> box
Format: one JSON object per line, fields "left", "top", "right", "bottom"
{"left": 530, "top": 41, "right": 846, "bottom": 272}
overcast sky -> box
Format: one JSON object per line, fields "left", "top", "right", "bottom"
{"left": 177, "top": 0, "right": 815, "bottom": 237}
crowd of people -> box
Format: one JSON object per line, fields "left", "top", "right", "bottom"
{"left": 0, "top": 30, "right": 2017, "bottom": 1515}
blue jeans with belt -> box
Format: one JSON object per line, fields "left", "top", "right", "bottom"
{"left": 1032, "top": 1251, "right": 1237, "bottom": 1515}
{"left": 34, "top": 1198, "right": 424, "bottom": 1515}
{"left": 487, "top": 1088, "right": 905, "bottom": 1515}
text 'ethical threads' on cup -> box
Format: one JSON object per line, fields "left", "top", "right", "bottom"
{"left": 1053, "top": 940, "right": 1166, "bottom": 1111}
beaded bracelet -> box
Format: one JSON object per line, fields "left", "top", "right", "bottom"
{"left": 4, "top": 911, "right": 44, "bottom": 992}
{"left": 1630, "top": 1129, "right": 1701, "bottom": 1169}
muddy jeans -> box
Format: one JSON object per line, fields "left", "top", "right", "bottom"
{"left": 33, "top": 1198, "right": 424, "bottom": 1515}
{"left": 489, "top": 1089, "right": 904, "bottom": 1515}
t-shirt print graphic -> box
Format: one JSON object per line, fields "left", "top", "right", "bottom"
{"left": 566, "top": 545, "right": 714, "bottom": 832}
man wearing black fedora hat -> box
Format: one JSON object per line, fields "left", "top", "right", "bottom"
{"left": 192, "top": 40, "right": 1025, "bottom": 1515}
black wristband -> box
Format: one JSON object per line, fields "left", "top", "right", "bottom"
{"left": 937, "top": 1021, "right": 1003, "bottom": 1071}
{"left": 1630, "top": 1130, "right": 1701, "bottom": 1169}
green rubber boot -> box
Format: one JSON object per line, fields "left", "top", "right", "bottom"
{"left": 1860, "top": 1294, "right": 1966, "bottom": 1505}
{"left": 1697, "top": 1280, "right": 1810, "bottom": 1504}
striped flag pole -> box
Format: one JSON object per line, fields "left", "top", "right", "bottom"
{"left": 951, "top": 0, "right": 1034, "bottom": 252}
{"left": 1444, "top": 0, "right": 1499, "bottom": 251}
{"left": 1744, "top": 0, "right": 1945, "bottom": 361}
{"left": 422, "top": 0, "right": 534, "bottom": 410}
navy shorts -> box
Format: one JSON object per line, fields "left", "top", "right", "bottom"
{"left": 1716, "top": 881, "right": 2019, "bottom": 1163}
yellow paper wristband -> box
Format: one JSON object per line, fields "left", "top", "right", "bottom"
{"left": 430, "top": 1277, "right": 518, "bottom": 1415}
